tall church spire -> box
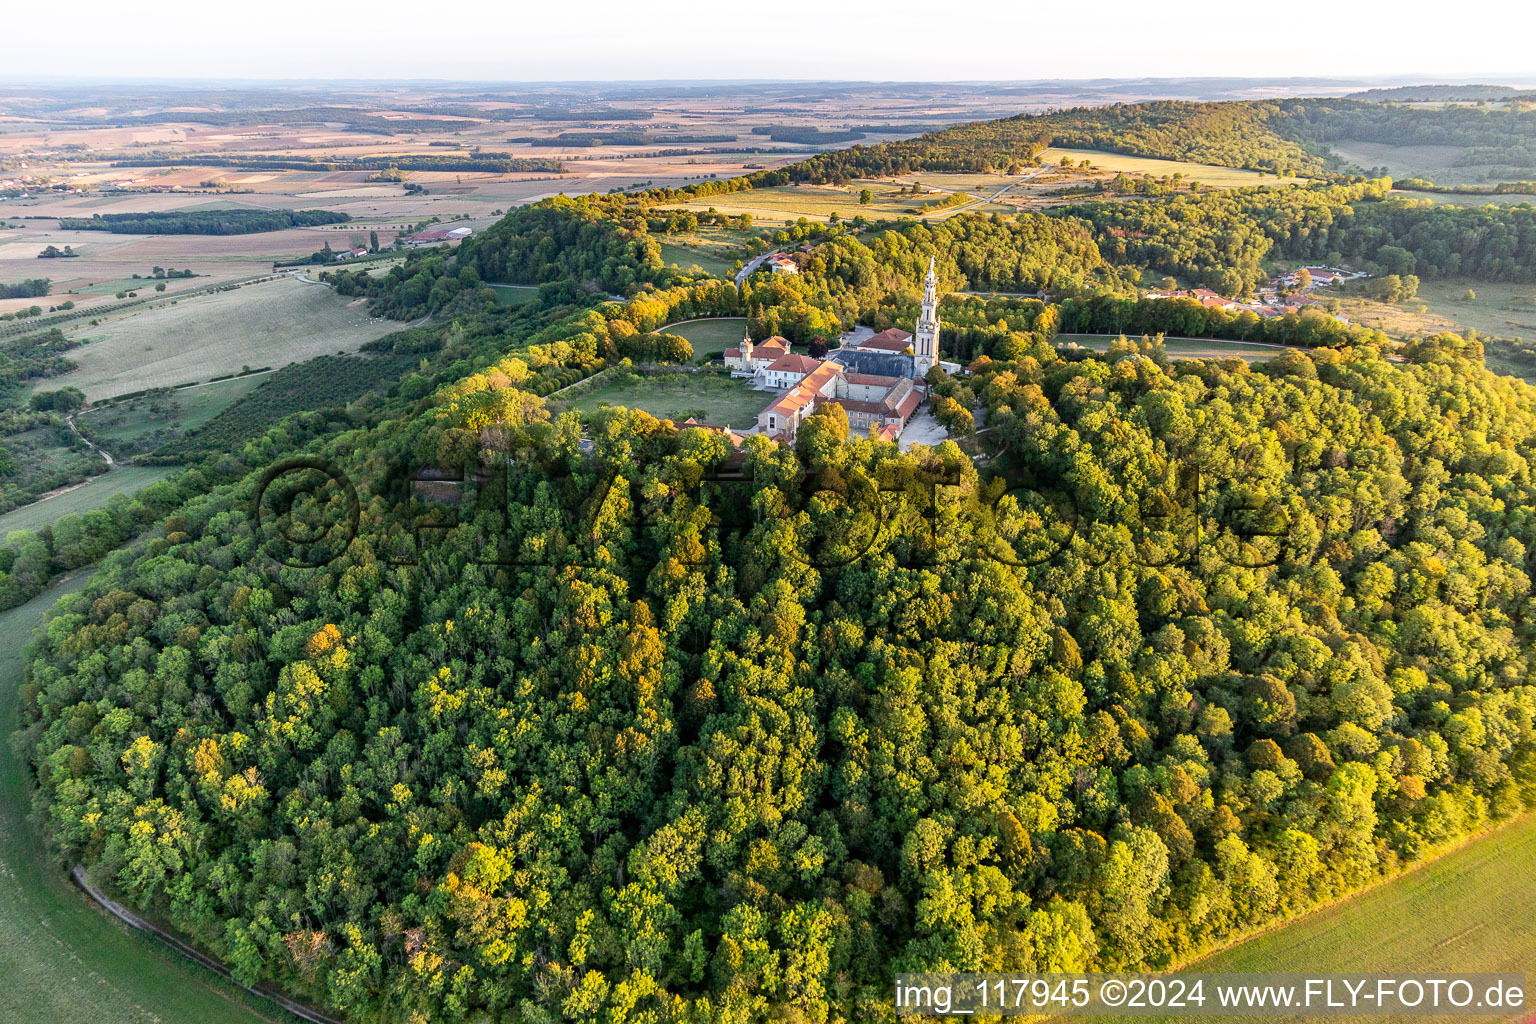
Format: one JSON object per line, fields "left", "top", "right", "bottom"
{"left": 913, "top": 255, "right": 940, "bottom": 376}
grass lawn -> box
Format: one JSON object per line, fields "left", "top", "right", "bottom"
{"left": 0, "top": 573, "right": 287, "bottom": 1024}
{"left": 1156, "top": 815, "right": 1536, "bottom": 1024}
{"left": 662, "top": 317, "right": 749, "bottom": 360}
{"left": 1056, "top": 334, "right": 1288, "bottom": 361}
{"left": 559, "top": 371, "right": 766, "bottom": 429}
{"left": 488, "top": 283, "right": 538, "bottom": 306}
{"left": 1039, "top": 148, "right": 1304, "bottom": 187}
{"left": 898, "top": 172, "right": 1025, "bottom": 192}
{"left": 0, "top": 465, "right": 175, "bottom": 535}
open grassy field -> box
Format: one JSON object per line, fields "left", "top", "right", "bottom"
{"left": 1157, "top": 815, "right": 1536, "bottom": 1024}
{"left": 0, "top": 573, "right": 289, "bottom": 1024}
{"left": 1392, "top": 189, "right": 1536, "bottom": 207}
{"left": 667, "top": 179, "right": 1002, "bottom": 224}
{"left": 0, "top": 465, "right": 174, "bottom": 535}
{"left": 488, "top": 283, "right": 538, "bottom": 306}
{"left": 658, "top": 240, "right": 737, "bottom": 277}
{"left": 73, "top": 374, "right": 266, "bottom": 455}
{"left": 1056, "top": 334, "right": 1288, "bottom": 361}
{"left": 656, "top": 224, "right": 756, "bottom": 277}
{"left": 559, "top": 371, "right": 766, "bottom": 429}
{"left": 663, "top": 317, "right": 750, "bottom": 360}
{"left": 1039, "top": 148, "right": 1303, "bottom": 187}
{"left": 1327, "top": 140, "right": 1521, "bottom": 187}
{"left": 45, "top": 278, "right": 392, "bottom": 401}
{"left": 1415, "top": 279, "right": 1536, "bottom": 340}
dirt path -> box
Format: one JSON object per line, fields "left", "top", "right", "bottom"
{"left": 919, "top": 169, "right": 1043, "bottom": 218}
{"left": 64, "top": 412, "right": 115, "bottom": 465}
{"left": 72, "top": 866, "right": 344, "bottom": 1024}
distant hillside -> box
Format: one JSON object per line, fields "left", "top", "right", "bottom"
{"left": 1348, "top": 84, "right": 1519, "bottom": 102}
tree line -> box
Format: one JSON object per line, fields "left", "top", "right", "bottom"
{"left": 59, "top": 209, "right": 351, "bottom": 235}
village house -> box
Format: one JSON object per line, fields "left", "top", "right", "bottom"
{"left": 678, "top": 418, "right": 746, "bottom": 447}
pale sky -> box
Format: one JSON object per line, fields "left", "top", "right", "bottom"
{"left": 4, "top": 0, "right": 1532, "bottom": 83}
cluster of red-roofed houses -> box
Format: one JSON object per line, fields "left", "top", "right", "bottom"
{"left": 1144, "top": 266, "right": 1366, "bottom": 321}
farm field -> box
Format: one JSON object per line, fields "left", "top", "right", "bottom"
{"left": 1056, "top": 334, "right": 1288, "bottom": 361}
{"left": 488, "top": 283, "right": 538, "bottom": 305}
{"left": 0, "top": 572, "right": 286, "bottom": 1024}
{"left": 1153, "top": 814, "right": 1536, "bottom": 1024}
{"left": 1038, "top": 148, "right": 1304, "bottom": 187}
{"left": 663, "top": 317, "right": 750, "bottom": 359}
{"left": 0, "top": 465, "right": 174, "bottom": 535}
{"left": 44, "top": 278, "right": 393, "bottom": 401}
{"left": 559, "top": 371, "right": 766, "bottom": 429}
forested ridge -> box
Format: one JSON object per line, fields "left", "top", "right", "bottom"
{"left": 673, "top": 95, "right": 1536, "bottom": 190}
{"left": 11, "top": 100, "right": 1536, "bottom": 1024}
{"left": 58, "top": 209, "right": 351, "bottom": 235}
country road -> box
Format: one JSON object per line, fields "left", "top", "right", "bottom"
{"left": 734, "top": 248, "right": 783, "bottom": 285}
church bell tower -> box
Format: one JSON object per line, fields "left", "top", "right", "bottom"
{"left": 913, "top": 255, "right": 940, "bottom": 376}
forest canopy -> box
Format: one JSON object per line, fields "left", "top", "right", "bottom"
{"left": 13, "top": 97, "right": 1536, "bottom": 1024}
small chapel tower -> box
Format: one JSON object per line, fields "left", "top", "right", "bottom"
{"left": 740, "top": 324, "right": 754, "bottom": 362}
{"left": 913, "top": 255, "right": 940, "bottom": 376}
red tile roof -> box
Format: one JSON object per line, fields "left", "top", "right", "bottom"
{"left": 763, "top": 353, "right": 822, "bottom": 375}
{"left": 764, "top": 361, "right": 841, "bottom": 419}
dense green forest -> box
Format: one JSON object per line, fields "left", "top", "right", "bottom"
{"left": 737, "top": 101, "right": 1326, "bottom": 184}
{"left": 701, "top": 96, "right": 1536, "bottom": 187}
{"left": 57, "top": 209, "right": 351, "bottom": 235}
{"left": 17, "top": 303, "right": 1536, "bottom": 1023}
{"left": 12, "top": 99, "right": 1536, "bottom": 1024}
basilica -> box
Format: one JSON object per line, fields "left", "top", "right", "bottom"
{"left": 751, "top": 257, "right": 943, "bottom": 442}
